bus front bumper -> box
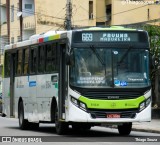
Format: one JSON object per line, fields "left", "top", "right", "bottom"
{"left": 66, "top": 101, "right": 151, "bottom": 123}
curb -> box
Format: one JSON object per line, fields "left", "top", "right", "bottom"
{"left": 132, "top": 128, "right": 160, "bottom": 134}
{"left": 107, "top": 125, "right": 160, "bottom": 134}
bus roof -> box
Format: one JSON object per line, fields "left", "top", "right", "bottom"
{"left": 79, "top": 26, "right": 137, "bottom": 31}
{"left": 4, "top": 26, "right": 143, "bottom": 50}
{"left": 4, "top": 31, "right": 67, "bottom": 50}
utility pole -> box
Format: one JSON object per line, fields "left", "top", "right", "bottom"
{"left": 66, "top": 0, "right": 72, "bottom": 30}
{"left": 19, "top": 0, "right": 23, "bottom": 41}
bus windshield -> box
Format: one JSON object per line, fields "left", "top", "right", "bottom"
{"left": 70, "top": 47, "right": 150, "bottom": 88}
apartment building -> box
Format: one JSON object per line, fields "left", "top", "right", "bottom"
{"left": 1, "top": 0, "right": 160, "bottom": 45}
{"left": 0, "top": 0, "right": 97, "bottom": 45}
{"left": 0, "top": 0, "right": 160, "bottom": 65}
{"left": 0, "top": 0, "right": 160, "bottom": 96}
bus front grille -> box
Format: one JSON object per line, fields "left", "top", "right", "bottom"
{"left": 88, "top": 109, "right": 138, "bottom": 119}
{"left": 82, "top": 91, "right": 142, "bottom": 100}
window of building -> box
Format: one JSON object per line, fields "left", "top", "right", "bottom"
{"left": 17, "top": 36, "right": 21, "bottom": 42}
{"left": 106, "top": 4, "right": 112, "bottom": 21}
{"left": 96, "top": 22, "right": 105, "bottom": 26}
{"left": 30, "top": 46, "right": 37, "bottom": 74}
{"left": 89, "top": 1, "right": 93, "bottom": 20}
{"left": 38, "top": 45, "right": 45, "bottom": 73}
{"left": 17, "top": 50, "right": 22, "bottom": 75}
{"left": 11, "top": 5, "right": 14, "bottom": 22}
{"left": 25, "top": 4, "right": 32, "bottom": 9}
{"left": 22, "top": 48, "right": 29, "bottom": 75}
{"left": 11, "top": 37, "right": 14, "bottom": 44}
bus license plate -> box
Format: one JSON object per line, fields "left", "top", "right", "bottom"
{"left": 107, "top": 114, "right": 120, "bottom": 118}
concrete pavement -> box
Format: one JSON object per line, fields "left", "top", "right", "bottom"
{"left": 132, "top": 119, "right": 160, "bottom": 134}
{"left": 131, "top": 108, "right": 160, "bottom": 134}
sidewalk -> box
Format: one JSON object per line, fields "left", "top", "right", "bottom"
{"left": 132, "top": 119, "right": 160, "bottom": 133}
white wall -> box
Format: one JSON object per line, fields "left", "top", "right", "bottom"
{"left": 23, "top": 30, "right": 35, "bottom": 41}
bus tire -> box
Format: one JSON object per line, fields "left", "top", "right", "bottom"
{"left": 118, "top": 123, "right": 132, "bottom": 136}
{"left": 18, "top": 101, "right": 29, "bottom": 130}
{"left": 55, "top": 107, "right": 68, "bottom": 135}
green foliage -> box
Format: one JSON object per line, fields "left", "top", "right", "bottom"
{"left": 143, "top": 25, "right": 160, "bottom": 62}
{"left": 143, "top": 25, "right": 160, "bottom": 104}
{"left": 143, "top": 25, "right": 160, "bottom": 79}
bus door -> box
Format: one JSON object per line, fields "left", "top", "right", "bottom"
{"left": 58, "top": 41, "right": 68, "bottom": 120}
{"left": 10, "top": 52, "right": 16, "bottom": 117}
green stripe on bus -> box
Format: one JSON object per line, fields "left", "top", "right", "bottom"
{"left": 79, "top": 96, "right": 145, "bottom": 109}
{"left": 83, "top": 26, "right": 136, "bottom": 31}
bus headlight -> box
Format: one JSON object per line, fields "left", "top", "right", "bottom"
{"left": 139, "top": 97, "right": 151, "bottom": 112}
{"left": 71, "top": 97, "right": 78, "bottom": 106}
{"left": 139, "top": 102, "right": 145, "bottom": 112}
{"left": 71, "top": 96, "right": 87, "bottom": 111}
{"left": 146, "top": 97, "right": 151, "bottom": 107}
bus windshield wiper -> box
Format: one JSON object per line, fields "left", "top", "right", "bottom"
{"left": 117, "top": 46, "right": 133, "bottom": 65}
{"left": 90, "top": 45, "right": 108, "bottom": 85}
{"left": 90, "top": 45, "right": 105, "bottom": 67}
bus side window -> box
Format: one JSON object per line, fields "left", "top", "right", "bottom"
{"left": 46, "top": 44, "right": 53, "bottom": 73}
{"left": 23, "top": 48, "right": 29, "bottom": 75}
{"left": 30, "top": 46, "right": 37, "bottom": 74}
{"left": 17, "top": 49, "right": 22, "bottom": 75}
{"left": 4, "top": 52, "right": 11, "bottom": 77}
{"left": 52, "top": 43, "right": 58, "bottom": 72}
{"left": 38, "top": 45, "right": 45, "bottom": 73}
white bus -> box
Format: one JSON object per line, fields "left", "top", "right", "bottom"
{"left": 2, "top": 26, "right": 151, "bottom": 135}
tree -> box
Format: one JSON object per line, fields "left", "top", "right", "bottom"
{"left": 143, "top": 25, "right": 160, "bottom": 106}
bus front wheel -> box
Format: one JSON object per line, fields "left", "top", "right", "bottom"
{"left": 118, "top": 123, "right": 132, "bottom": 136}
{"left": 55, "top": 108, "right": 68, "bottom": 135}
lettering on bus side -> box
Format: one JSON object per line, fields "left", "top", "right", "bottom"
{"left": 91, "top": 103, "right": 99, "bottom": 107}
{"left": 46, "top": 81, "right": 51, "bottom": 89}
{"left": 16, "top": 79, "right": 24, "bottom": 88}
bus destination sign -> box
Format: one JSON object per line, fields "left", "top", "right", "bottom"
{"left": 82, "top": 32, "right": 138, "bottom": 42}
{"left": 72, "top": 31, "right": 145, "bottom": 43}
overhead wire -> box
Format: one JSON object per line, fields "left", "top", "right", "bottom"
{"left": 0, "top": 2, "right": 66, "bottom": 20}
{"left": 73, "top": 3, "right": 149, "bottom": 23}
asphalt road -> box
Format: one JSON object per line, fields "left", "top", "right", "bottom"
{"left": 0, "top": 116, "right": 160, "bottom": 145}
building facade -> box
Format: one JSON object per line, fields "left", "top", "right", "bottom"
{"left": 1, "top": 0, "right": 160, "bottom": 46}
{"left": 0, "top": 0, "right": 160, "bottom": 94}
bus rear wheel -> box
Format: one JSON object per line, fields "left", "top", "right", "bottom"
{"left": 118, "top": 123, "right": 132, "bottom": 136}
{"left": 18, "top": 101, "right": 29, "bottom": 130}
{"left": 55, "top": 107, "right": 68, "bottom": 135}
